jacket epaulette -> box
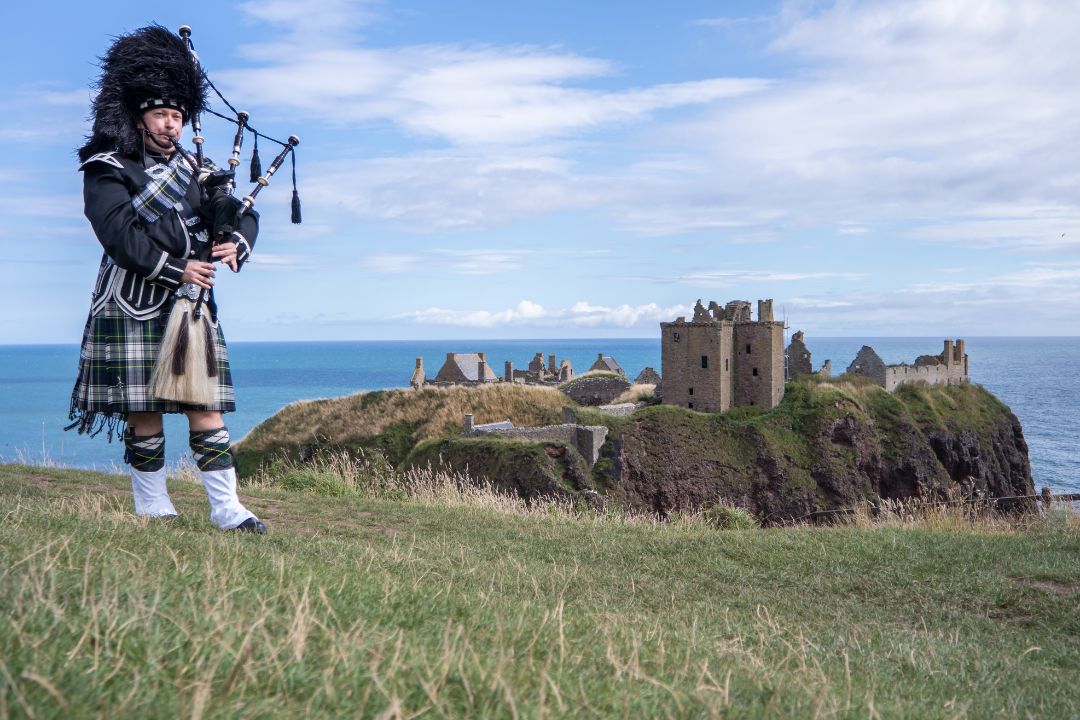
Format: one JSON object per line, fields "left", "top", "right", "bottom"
{"left": 79, "top": 152, "right": 124, "bottom": 170}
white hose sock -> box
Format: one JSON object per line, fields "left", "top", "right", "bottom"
{"left": 196, "top": 466, "right": 255, "bottom": 529}
{"left": 129, "top": 467, "right": 178, "bottom": 517}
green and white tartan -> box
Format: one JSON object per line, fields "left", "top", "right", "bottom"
{"left": 68, "top": 298, "right": 235, "bottom": 438}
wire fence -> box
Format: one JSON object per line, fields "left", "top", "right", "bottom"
{"left": 773, "top": 489, "right": 1080, "bottom": 525}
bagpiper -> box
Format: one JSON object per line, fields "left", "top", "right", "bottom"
{"left": 68, "top": 25, "right": 266, "bottom": 533}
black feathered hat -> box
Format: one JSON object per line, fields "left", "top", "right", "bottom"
{"left": 78, "top": 24, "right": 207, "bottom": 161}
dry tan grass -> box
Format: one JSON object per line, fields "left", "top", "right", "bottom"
{"left": 613, "top": 384, "right": 655, "bottom": 404}
{"left": 239, "top": 384, "right": 571, "bottom": 453}
{"left": 845, "top": 497, "right": 1050, "bottom": 533}
{"left": 240, "top": 449, "right": 1069, "bottom": 535}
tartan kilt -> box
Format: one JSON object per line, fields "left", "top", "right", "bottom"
{"left": 68, "top": 298, "right": 235, "bottom": 437}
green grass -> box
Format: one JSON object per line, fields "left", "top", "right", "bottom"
{"left": 3, "top": 463, "right": 1077, "bottom": 718}
{"left": 234, "top": 384, "right": 571, "bottom": 476}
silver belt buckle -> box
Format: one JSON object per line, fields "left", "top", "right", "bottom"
{"left": 176, "top": 283, "right": 201, "bottom": 301}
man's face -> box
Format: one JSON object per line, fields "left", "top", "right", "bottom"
{"left": 137, "top": 107, "right": 184, "bottom": 153}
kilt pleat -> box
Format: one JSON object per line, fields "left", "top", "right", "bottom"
{"left": 68, "top": 298, "right": 235, "bottom": 438}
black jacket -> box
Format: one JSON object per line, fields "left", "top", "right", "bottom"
{"left": 80, "top": 150, "right": 258, "bottom": 320}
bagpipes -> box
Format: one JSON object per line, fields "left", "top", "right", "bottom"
{"left": 150, "top": 25, "right": 301, "bottom": 406}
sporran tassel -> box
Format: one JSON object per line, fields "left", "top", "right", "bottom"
{"left": 204, "top": 320, "right": 219, "bottom": 377}
{"left": 172, "top": 317, "right": 189, "bottom": 375}
{"left": 150, "top": 297, "right": 217, "bottom": 406}
{"left": 249, "top": 133, "right": 261, "bottom": 183}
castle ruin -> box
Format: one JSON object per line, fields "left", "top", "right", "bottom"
{"left": 660, "top": 298, "right": 785, "bottom": 412}
{"left": 847, "top": 340, "right": 968, "bottom": 391}
{"left": 785, "top": 330, "right": 831, "bottom": 380}
{"left": 505, "top": 352, "right": 574, "bottom": 385}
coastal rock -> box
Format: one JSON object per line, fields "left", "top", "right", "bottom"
{"left": 589, "top": 380, "right": 1034, "bottom": 523}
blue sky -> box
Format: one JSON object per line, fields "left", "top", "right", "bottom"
{"left": 2, "top": 0, "right": 1078, "bottom": 343}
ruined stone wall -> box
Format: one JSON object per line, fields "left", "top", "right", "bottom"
{"left": 595, "top": 403, "right": 639, "bottom": 417}
{"left": 561, "top": 375, "right": 631, "bottom": 406}
{"left": 660, "top": 320, "right": 733, "bottom": 412}
{"left": 732, "top": 321, "right": 785, "bottom": 408}
{"left": 849, "top": 340, "right": 968, "bottom": 391}
{"left": 785, "top": 331, "right": 812, "bottom": 380}
{"left": 479, "top": 424, "right": 609, "bottom": 466}
{"left": 884, "top": 364, "right": 954, "bottom": 391}
{"left": 884, "top": 340, "right": 969, "bottom": 391}
{"left": 634, "top": 367, "right": 661, "bottom": 385}
{"left": 847, "top": 346, "right": 887, "bottom": 386}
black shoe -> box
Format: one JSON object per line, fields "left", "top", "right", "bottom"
{"left": 232, "top": 517, "right": 267, "bottom": 534}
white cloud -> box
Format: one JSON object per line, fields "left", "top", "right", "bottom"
{"left": 362, "top": 249, "right": 527, "bottom": 275}
{"left": 363, "top": 253, "right": 423, "bottom": 274}
{"left": 238, "top": 0, "right": 381, "bottom": 40}
{"left": 301, "top": 151, "right": 596, "bottom": 231}
{"left": 778, "top": 260, "right": 1080, "bottom": 334}
{"left": 227, "top": 0, "right": 1080, "bottom": 252}
{"left": 223, "top": 40, "right": 768, "bottom": 146}
{"left": 673, "top": 0, "right": 1080, "bottom": 245}
{"left": 680, "top": 270, "right": 865, "bottom": 287}
{"left": 0, "top": 194, "right": 84, "bottom": 221}
{"left": 442, "top": 250, "right": 524, "bottom": 275}
{"left": 245, "top": 253, "right": 321, "bottom": 271}
{"left": 400, "top": 299, "right": 691, "bottom": 328}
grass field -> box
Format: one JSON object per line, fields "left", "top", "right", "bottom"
{"left": 1, "top": 463, "right": 1078, "bottom": 718}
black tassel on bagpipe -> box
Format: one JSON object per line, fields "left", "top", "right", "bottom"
{"left": 249, "top": 133, "right": 261, "bottom": 183}
{"left": 291, "top": 150, "right": 302, "bottom": 224}
{"left": 177, "top": 25, "right": 302, "bottom": 226}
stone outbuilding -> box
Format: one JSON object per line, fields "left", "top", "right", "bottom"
{"left": 634, "top": 367, "right": 661, "bottom": 385}
{"left": 588, "top": 353, "right": 625, "bottom": 376}
{"left": 434, "top": 352, "right": 498, "bottom": 384}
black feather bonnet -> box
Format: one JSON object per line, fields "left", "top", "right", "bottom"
{"left": 78, "top": 24, "right": 208, "bottom": 161}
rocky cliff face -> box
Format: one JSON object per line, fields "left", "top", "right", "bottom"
{"left": 589, "top": 380, "right": 1033, "bottom": 523}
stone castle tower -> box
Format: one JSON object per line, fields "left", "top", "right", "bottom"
{"left": 660, "top": 298, "right": 785, "bottom": 412}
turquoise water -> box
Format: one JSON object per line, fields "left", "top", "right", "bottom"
{"left": 1, "top": 337, "right": 1076, "bottom": 494}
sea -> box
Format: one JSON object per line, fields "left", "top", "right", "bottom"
{"left": 1, "top": 337, "right": 1077, "bottom": 495}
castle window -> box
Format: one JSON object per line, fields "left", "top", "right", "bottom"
{"left": 725, "top": 358, "right": 729, "bottom": 371}
{"left": 688, "top": 402, "right": 694, "bottom": 409}
{"left": 746, "top": 344, "right": 752, "bottom": 354}
{"left": 752, "top": 368, "right": 759, "bottom": 377}
{"left": 701, "top": 355, "right": 708, "bottom": 369}
{"left": 689, "top": 387, "right": 694, "bottom": 396}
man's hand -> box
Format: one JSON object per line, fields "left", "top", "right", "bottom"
{"left": 212, "top": 241, "right": 240, "bottom": 272}
{"left": 180, "top": 260, "right": 216, "bottom": 288}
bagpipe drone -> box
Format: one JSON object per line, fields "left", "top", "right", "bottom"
{"left": 148, "top": 25, "right": 302, "bottom": 406}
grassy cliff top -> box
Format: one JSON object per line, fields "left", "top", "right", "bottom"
{"left": 1, "top": 463, "right": 1078, "bottom": 718}
{"left": 235, "top": 383, "right": 572, "bottom": 473}
{"left": 234, "top": 377, "right": 1019, "bottom": 481}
